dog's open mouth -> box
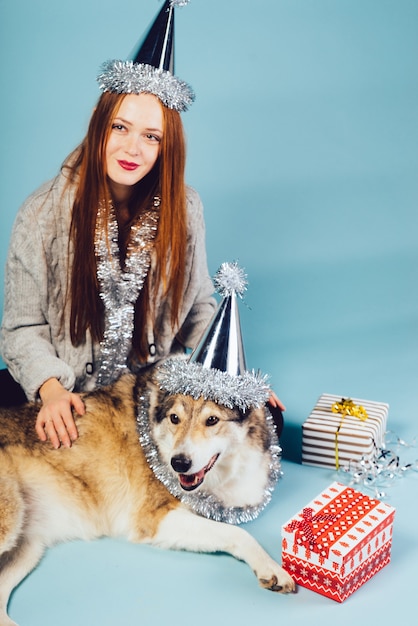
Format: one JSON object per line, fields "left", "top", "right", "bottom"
{"left": 178, "top": 454, "right": 219, "bottom": 491}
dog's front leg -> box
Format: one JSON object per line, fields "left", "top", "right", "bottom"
{"left": 148, "top": 507, "right": 295, "bottom": 593}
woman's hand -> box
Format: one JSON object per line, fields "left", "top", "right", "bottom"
{"left": 268, "top": 390, "right": 286, "bottom": 412}
{"left": 36, "top": 378, "right": 85, "bottom": 448}
{"left": 267, "top": 390, "right": 286, "bottom": 439}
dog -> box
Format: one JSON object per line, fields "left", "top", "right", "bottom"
{"left": 0, "top": 363, "right": 295, "bottom": 625}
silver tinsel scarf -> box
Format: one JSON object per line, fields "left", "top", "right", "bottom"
{"left": 136, "top": 381, "right": 282, "bottom": 524}
{"left": 95, "top": 199, "right": 160, "bottom": 386}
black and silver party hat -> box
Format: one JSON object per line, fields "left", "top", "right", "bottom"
{"left": 133, "top": 0, "right": 176, "bottom": 73}
{"left": 97, "top": 0, "right": 194, "bottom": 111}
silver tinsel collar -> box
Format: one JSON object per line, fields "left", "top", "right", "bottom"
{"left": 136, "top": 385, "right": 282, "bottom": 524}
{"left": 157, "top": 358, "right": 270, "bottom": 411}
{"left": 97, "top": 61, "right": 194, "bottom": 112}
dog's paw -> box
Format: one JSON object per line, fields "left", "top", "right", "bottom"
{"left": 258, "top": 565, "right": 296, "bottom": 594}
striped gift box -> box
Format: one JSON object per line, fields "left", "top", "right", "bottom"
{"left": 302, "top": 393, "right": 389, "bottom": 469}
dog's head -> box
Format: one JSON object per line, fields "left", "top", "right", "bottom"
{"left": 147, "top": 387, "right": 277, "bottom": 510}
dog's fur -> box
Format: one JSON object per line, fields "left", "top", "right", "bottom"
{"left": 0, "top": 365, "right": 294, "bottom": 625}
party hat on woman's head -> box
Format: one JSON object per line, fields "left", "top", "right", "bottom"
{"left": 132, "top": 0, "right": 176, "bottom": 73}
{"left": 157, "top": 262, "right": 271, "bottom": 412}
{"left": 97, "top": 0, "right": 194, "bottom": 112}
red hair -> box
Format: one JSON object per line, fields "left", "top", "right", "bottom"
{"left": 65, "top": 91, "right": 187, "bottom": 363}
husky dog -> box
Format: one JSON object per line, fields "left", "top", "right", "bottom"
{"left": 0, "top": 364, "right": 294, "bottom": 626}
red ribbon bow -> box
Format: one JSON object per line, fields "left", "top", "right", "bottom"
{"left": 286, "top": 507, "right": 337, "bottom": 554}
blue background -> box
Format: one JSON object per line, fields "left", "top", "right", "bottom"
{"left": 0, "top": 1, "right": 417, "bottom": 625}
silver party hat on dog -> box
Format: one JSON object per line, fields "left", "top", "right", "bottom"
{"left": 97, "top": 0, "right": 194, "bottom": 111}
{"left": 157, "top": 262, "right": 270, "bottom": 411}
{"left": 189, "top": 262, "right": 247, "bottom": 376}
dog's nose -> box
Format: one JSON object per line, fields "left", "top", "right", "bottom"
{"left": 171, "top": 454, "right": 192, "bottom": 473}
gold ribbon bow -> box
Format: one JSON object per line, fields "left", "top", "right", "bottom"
{"left": 331, "top": 398, "right": 368, "bottom": 469}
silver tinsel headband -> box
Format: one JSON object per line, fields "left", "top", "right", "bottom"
{"left": 97, "top": 61, "right": 195, "bottom": 112}
{"left": 156, "top": 358, "right": 271, "bottom": 411}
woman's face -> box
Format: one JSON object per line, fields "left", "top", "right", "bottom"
{"left": 105, "top": 93, "right": 163, "bottom": 197}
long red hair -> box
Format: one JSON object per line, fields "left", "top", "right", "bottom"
{"left": 65, "top": 91, "right": 187, "bottom": 363}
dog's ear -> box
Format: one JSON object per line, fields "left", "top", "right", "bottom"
{"left": 241, "top": 405, "right": 274, "bottom": 452}
{"left": 148, "top": 385, "right": 168, "bottom": 424}
{"left": 242, "top": 403, "right": 284, "bottom": 439}
{"left": 153, "top": 392, "right": 171, "bottom": 424}
{"left": 133, "top": 365, "right": 167, "bottom": 424}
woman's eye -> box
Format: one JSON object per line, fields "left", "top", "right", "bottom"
{"left": 112, "top": 123, "right": 126, "bottom": 132}
{"left": 145, "top": 133, "right": 161, "bottom": 142}
{"left": 206, "top": 416, "right": 219, "bottom": 427}
{"left": 170, "top": 414, "right": 180, "bottom": 425}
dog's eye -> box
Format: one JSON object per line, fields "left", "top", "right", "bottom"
{"left": 170, "top": 413, "right": 180, "bottom": 424}
{"left": 206, "top": 416, "right": 219, "bottom": 427}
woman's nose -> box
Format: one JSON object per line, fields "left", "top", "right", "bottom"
{"left": 126, "top": 134, "right": 140, "bottom": 156}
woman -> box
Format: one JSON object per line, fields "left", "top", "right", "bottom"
{"left": 0, "top": 1, "right": 218, "bottom": 447}
{"left": 0, "top": 1, "right": 285, "bottom": 445}
{"left": 0, "top": 86, "right": 216, "bottom": 449}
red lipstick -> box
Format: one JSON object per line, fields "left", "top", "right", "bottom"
{"left": 118, "top": 160, "right": 139, "bottom": 171}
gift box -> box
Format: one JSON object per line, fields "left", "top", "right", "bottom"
{"left": 302, "top": 393, "right": 389, "bottom": 469}
{"left": 281, "top": 481, "right": 395, "bottom": 602}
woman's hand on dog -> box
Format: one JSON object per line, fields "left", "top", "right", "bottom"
{"left": 36, "top": 378, "right": 85, "bottom": 448}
